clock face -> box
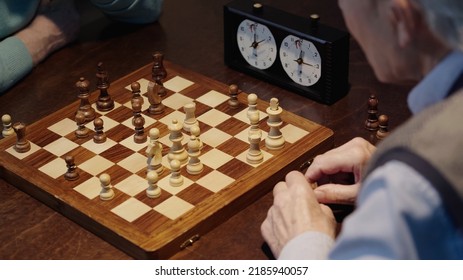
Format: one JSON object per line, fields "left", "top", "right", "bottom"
{"left": 279, "top": 35, "right": 322, "bottom": 86}
{"left": 236, "top": 19, "right": 277, "bottom": 70}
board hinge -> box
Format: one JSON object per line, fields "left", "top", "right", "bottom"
{"left": 180, "top": 234, "right": 200, "bottom": 249}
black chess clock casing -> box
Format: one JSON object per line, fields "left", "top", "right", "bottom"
{"left": 224, "top": 0, "right": 350, "bottom": 104}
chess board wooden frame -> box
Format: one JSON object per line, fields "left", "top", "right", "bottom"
{"left": 0, "top": 60, "right": 333, "bottom": 259}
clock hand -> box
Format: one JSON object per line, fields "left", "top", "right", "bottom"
{"left": 250, "top": 39, "right": 266, "bottom": 49}
{"left": 294, "top": 57, "right": 314, "bottom": 67}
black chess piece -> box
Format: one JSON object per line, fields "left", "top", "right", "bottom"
{"left": 96, "top": 62, "right": 115, "bottom": 111}
{"left": 365, "top": 94, "right": 379, "bottom": 131}
{"left": 64, "top": 155, "right": 79, "bottom": 181}
{"left": 151, "top": 52, "right": 167, "bottom": 97}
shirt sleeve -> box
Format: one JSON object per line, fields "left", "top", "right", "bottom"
{"left": 278, "top": 231, "right": 334, "bottom": 260}
{"left": 0, "top": 36, "right": 33, "bottom": 93}
{"left": 90, "top": 0, "right": 164, "bottom": 24}
{"left": 329, "top": 160, "right": 462, "bottom": 259}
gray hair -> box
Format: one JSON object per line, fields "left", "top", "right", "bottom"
{"left": 413, "top": 0, "right": 463, "bottom": 50}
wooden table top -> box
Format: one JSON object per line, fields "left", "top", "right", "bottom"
{"left": 0, "top": 0, "right": 412, "bottom": 259}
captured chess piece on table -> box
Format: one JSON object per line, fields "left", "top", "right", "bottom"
{"left": 365, "top": 93, "right": 379, "bottom": 131}
{"left": 376, "top": 114, "right": 390, "bottom": 140}
{"left": 2, "top": 114, "right": 15, "bottom": 138}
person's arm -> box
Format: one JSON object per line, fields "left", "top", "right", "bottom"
{"left": 90, "top": 0, "right": 164, "bottom": 24}
{"left": 0, "top": 37, "right": 33, "bottom": 92}
{"left": 329, "top": 161, "right": 461, "bottom": 259}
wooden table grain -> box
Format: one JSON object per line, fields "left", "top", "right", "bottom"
{"left": 0, "top": 0, "right": 412, "bottom": 259}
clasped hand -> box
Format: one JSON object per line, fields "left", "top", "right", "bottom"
{"left": 261, "top": 137, "right": 376, "bottom": 258}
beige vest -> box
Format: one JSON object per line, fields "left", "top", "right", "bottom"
{"left": 363, "top": 90, "right": 463, "bottom": 229}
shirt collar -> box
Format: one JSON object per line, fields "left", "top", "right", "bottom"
{"left": 408, "top": 50, "right": 463, "bottom": 114}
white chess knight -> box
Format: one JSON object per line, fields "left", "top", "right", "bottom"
{"left": 146, "top": 128, "right": 164, "bottom": 175}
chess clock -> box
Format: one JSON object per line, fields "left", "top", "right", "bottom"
{"left": 224, "top": 0, "right": 350, "bottom": 104}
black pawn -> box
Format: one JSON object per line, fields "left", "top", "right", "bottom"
{"left": 64, "top": 155, "right": 79, "bottom": 181}
{"left": 365, "top": 94, "right": 379, "bottom": 131}
{"left": 376, "top": 114, "right": 389, "bottom": 140}
{"left": 13, "top": 122, "right": 31, "bottom": 153}
{"left": 93, "top": 117, "right": 107, "bottom": 143}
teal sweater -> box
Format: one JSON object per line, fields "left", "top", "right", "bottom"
{"left": 0, "top": 0, "right": 163, "bottom": 93}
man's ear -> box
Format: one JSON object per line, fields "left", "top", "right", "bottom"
{"left": 389, "top": 0, "right": 422, "bottom": 47}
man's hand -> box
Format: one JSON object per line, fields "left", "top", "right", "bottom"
{"left": 306, "top": 137, "right": 376, "bottom": 205}
{"left": 261, "top": 171, "right": 336, "bottom": 258}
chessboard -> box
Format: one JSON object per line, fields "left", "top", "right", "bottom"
{"left": 0, "top": 56, "right": 333, "bottom": 259}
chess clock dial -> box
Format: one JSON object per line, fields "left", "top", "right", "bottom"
{"left": 236, "top": 19, "right": 277, "bottom": 70}
{"left": 280, "top": 35, "right": 321, "bottom": 86}
{"left": 224, "top": 0, "right": 350, "bottom": 104}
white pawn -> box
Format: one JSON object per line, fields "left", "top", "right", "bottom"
{"left": 99, "top": 173, "right": 114, "bottom": 200}
{"left": 247, "top": 93, "right": 258, "bottom": 121}
{"left": 190, "top": 124, "right": 203, "bottom": 150}
{"left": 169, "top": 159, "right": 183, "bottom": 187}
{"left": 187, "top": 135, "right": 203, "bottom": 175}
{"left": 146, "top": 170, "right": 161, "bottom": 198}
{"left": 146, "top": 128, "right": 164, "bottom": 175}
{"left": 2, "top": 114, "right": 15, "bottom": 137}
{"left": 183, "top": 102, "right": 198, "bottom": 133}
{"left": 265, "top": 97, "right": 285, "bottom": 150}
{"left": 168, "top": 119, "right": 188, "bottom": 165}
{"left": 248, "top": 111, "right": 260, "bottom": 137}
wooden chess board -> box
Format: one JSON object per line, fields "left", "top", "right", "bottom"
{"left": 0, "top": 60, "right": 333, "bottom": 259}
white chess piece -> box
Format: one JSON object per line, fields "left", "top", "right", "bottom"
{"left": 99, "top": 173, "right": 115, "bottom": 200}
{"left": 187, "top": 135, "right": 203, "bottom": 175}
{"left": 183, "top": 102, "right": 199, "bottom": 133}
{"left": 2, "top": 114, "right": 15, "bottom": 137}
{"left": 265, "top": 97, "right": 285, "bottom": 150}
{"left": 168, "top": 119, "right": 188, "bottom": 165}
{"left": 169, "top": 159, "right": 183, "bottom": 187}
{"left": 146, "top": 170, "right": 161, "bottom": 198}
{"left": 146, "top": 128, "right": 164, "bottom": 175}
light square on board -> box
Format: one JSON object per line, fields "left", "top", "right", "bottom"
{"left": 38, "top": 157, "right": 67, "bottom": 179}
{"left": 125, "top": 78, "right": 151, "bottom": 94}
{"left": 121, "top": 114, "right": 157, "bottom": 129}
{"left": 111, "top": 197, "right": 152, "bottom": 223}
{"left": 47, "top": 118, "right": 76, "bottom": 136}
{"left": 74, "top": 177, "right": 101, "bottom": 199}
{"left": 117, "top": 153, "right": 147, "bottom": 174}
{"left": 43, "top": 137, "right": 79, "bottom": 157}
{"left": 114, "top": 174, "right": 147, "bottom": 196}
{"left": 119, "top": 135, "right": 148, "bottom": 152}
{"left": 233, "top": 108, "right": 268, "bottom": 124}
{"left": 79, "top": 155, "right": 114, "bottom": 176}
{"left": 158, "top": 110, "right": 186, "bottom": 127}
{"left": 81, "top": 138, "right": 118, "bottom": 154}
{"left": 91, "top": 102, "right": 122, "bottom": 115}
{"left": 85, "top": 115, "right": 120, "bottom": 131}
{"left": 280, "top": 124, "right": 310, "bottom": 143}
{"left": 196, "top": 170, "right": 234, "bottom": 193}
{"left": 162, "top": 92, "right": 194, "bottom": 110}
{"left": 153, "top": 196, "right": 194, "bottom": 220}
{"left": 157, "top": 175, "right": 194, "bottom": 195}
{"left": 200, "top": 148, "right": 234, "bottom": 169}
{"left": 164, "top": 76, "right": 194, "bottom": 93}
{"left": 234, "top": 128, "right": 268, "bottom": 143}
{"left": 200, "top": 127, "right": 232, "bottom": 148}
{"left": 197, "top": 108, "right": 231, "bottom": 127}
{"left": 195, "top": 90, "right": 229, "bottom": 108}
{"left": 236, "top": 149, "right": 273, "bottom": 167}
{"left": 6, "top": 142, "right": 41, "bottom": 160}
